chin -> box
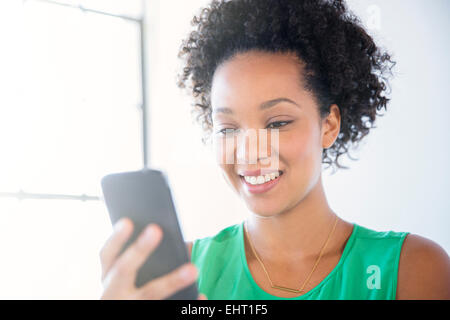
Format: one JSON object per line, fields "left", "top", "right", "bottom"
{"left": 241, "top": 198, "right": 285, "bottom": 218}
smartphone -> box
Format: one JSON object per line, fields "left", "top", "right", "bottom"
{"left": 100, "top": 168, "right": 198, "bottom": 300}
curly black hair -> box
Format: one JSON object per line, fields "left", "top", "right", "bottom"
{"left": 176, "top": 0, "right": 395, "bottom": 172}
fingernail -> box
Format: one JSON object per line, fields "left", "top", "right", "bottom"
{"left": 139, "top": 225, "right": 155, "bottom": 244}
{"left": 114, "top": 219, "right": 126, "bottom": 232}
{"left": 181, "top": 265, "right": 197, "bottom": 280}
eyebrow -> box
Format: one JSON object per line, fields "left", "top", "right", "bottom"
{"left": 212, "top": 97, "right": 301, "bottom": 115}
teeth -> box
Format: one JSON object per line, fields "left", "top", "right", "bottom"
{"left": 243, "top": 171, "right": 280, "bottom": 185}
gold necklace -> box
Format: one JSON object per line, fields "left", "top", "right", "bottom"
{"left": 244, "top": 215, "right": 338, "bottom": 294}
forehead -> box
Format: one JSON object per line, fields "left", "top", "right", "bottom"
{"left": 211, "top": 51, "right": 306, "bottom": 110}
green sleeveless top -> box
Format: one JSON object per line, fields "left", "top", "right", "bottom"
{"left": 191, "top": 221, "right": 409, "bottom": 300}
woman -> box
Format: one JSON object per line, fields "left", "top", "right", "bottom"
{"left": 99, "top": 0, "right": 450, "bottom": 300}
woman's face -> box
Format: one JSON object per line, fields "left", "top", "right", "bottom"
{"left": 210, "top": 50, "right": 339, "bottom": 217}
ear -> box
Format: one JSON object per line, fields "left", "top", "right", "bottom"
{"left": 321, "top": 104, "right": 341, "bottom": 149}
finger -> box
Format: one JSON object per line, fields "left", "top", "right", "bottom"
{"left": 137, "top": 263, "right": 198, "bottom": 300}
{"left": 99, "top": 218, "right": 134, "bottom": 281}
{"left": 110, "top": 223, "right": 163, "bottom": 285}
{"left": 198, "top": 294, "right": 207, "bottom": 300}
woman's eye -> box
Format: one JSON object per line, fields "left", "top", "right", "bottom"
{"left": 218, "top": 128, "right": 236, "bottom": 135}
{"left": 217, "top": 121, "right": 292, "bottom": 135}
{"left": 267, "top": 121, "right": 292, "bottom": 129}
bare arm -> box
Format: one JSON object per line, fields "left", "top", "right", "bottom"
{"left": 397, "top": 234, "right": 450, "bottom": 299}
{"left": 186, "top": 241, "right": 193, "bottom": 261}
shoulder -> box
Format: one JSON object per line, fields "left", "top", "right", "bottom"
{"left": 397, "top": 233, "right": 450, "bottom": 299}
{"left": 185, "top": 222, "right": 242, "bottom": 261}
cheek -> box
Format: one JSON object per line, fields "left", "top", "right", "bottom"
{"left": 217, "top": 162, "right": 239, "bottom": 191}
{"left": 212, "top": 138, "right": 234, "bottom": 175}
{"left": 212, "top": 136, "right": 234, "bottom": 166}
{"left": 279, "top": 125, "right": 321, "bottom": 169}
{"left": 277, "top": 126, "right": 322, "bottom": 199}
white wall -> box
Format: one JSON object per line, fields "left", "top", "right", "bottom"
{"left": 144, "top": 0, "right": 449, "bottom": 252}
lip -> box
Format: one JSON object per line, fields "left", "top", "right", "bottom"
{"left": 238, "top": 169, "right": 282, "bottom": 176}
{"left": 239, "top": 171, "right": 283, "bottom": 194}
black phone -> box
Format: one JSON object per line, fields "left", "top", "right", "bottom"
{"left": 100, "top": 168, "right": 198, "bottom": 300}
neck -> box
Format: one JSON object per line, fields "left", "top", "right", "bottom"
{"left": 245, "top": 175, "right": 338, "bottom": 262}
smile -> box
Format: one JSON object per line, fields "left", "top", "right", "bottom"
{"left": 239, "top": 171, "right": 283, "bottom": 194}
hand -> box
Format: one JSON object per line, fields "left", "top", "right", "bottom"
{"left": 99, "top": 217, "right": 207, "bottom": 300}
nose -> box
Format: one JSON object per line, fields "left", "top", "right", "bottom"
{"left": 235, "top": 129, "right": 275, "bottom": 166}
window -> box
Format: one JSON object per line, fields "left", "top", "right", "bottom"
{"left": 0, "top": 0, "right": 144, "bottom": 299}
